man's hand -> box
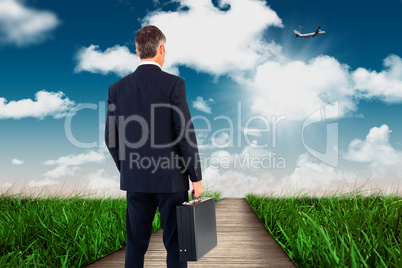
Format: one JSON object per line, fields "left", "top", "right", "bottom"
{"left": 192, "top": 181, "right": 204, "bottom": 198}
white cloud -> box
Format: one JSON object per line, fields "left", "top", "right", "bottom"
{"left": 200, "top": 138, "right": 402, "bottom": 197}
{"left": 283, "top": 153, "right": 347, "bottom": 195}
{"left": 43, "top": 165, "right": 79, "bottom": 179}
{"left": 243, "top": 127, "right": 263, "bottom": 137}
{"left": 11, "top": 158, "right": 24, "bottom": 165}
{"left": 0, "top": 0, "right": 60, "bottom": 46}
{"left": 29, "top": 178, "right": 58, "bottom": 187}
{"left": 143, "top": 0, "right": 283, "bottom": 76}
{"left": 72, "top": 0, "right": 402, "bottom": 123}
{"left": 353, "top": 54, "right": 402, "bottom": 103}
{"left": 86, "top": 169, "right": 119, "bottom": 189}
{"left": 198, "top": 131, "right": 232, "bottom": 150}
{"left": 200, "top": 143, "right": 284, "bottom": 196}
{"left": 250, "top": 55, "right": 355, "bottom": 120}
{"left": 240, "top": 140, "right": 270, "bottom": 158}
{"left": 209, "top": 150, "right": 233, "bottom": 168}
{"left": 283, "top": 152, "right": 402, "bottom": 197}
{"left": 344, "top": 124, "right": 402, "bottom": 177}
{"left": 192, "top": 96, "right": 214, "bottom": 114}
{"left": 196, "top": 132, "right": 209, "bottom": 147}
{"left": 43, "top": 150, "right": 106, "bottom": 179}
{"left": 249, "top": 54, "right": 402, "bottom": 120}
{"left": 210, "top": 150, "right": 232, "bottom": 161}
{"left": 202, "top": 166, "right": 265, "bottom": 197}
{"left": 211, "top": 131, "right": 231, "bottom": 148}
{"left": 200, "top": 141, "right": 386, "bottom": 197}
{"left": 0, "top": 90, "right": 75, "bottom": 120}
{"left": 1, "top": 182, "right": 12, "bottom": 188}
{"left": 75, "top": 45, "right": 140, "bottom": 77}
{"left": 75, "top": 0, "right": 283, "bottom": 77}
{"left": 344, "top": 125, "right": 394, "bottom": 162}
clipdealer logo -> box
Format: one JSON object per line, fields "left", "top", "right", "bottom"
{"left": 302, "top": 101, "right": 339, "bottom": 167}
{"left": 62, "top": 101, "right": 338, "bottom": 168}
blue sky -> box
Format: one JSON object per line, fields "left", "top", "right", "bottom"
{"left": 0, "top": 0, "right": 401, "bottom": 197}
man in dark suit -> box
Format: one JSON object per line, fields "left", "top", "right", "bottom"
{"left": 105, "top": 25, "right": 204, "bottom": 268}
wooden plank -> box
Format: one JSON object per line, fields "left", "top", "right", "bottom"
{"left": 85, "top": 198, "right": 296, "bottom": 267}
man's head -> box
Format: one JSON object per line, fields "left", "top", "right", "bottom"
{"left": 135, "top": 25, "right": 166, "bottom": 66}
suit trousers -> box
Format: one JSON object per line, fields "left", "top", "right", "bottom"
{"left": 125, "top": 191, "right": 188, "bottom": 268}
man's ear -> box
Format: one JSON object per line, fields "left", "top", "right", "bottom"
{"left": 135, "top": 49, "right": 140, "bottom": 57}
{"left": 159, "top": 44, "right": 164, "bottom": 54}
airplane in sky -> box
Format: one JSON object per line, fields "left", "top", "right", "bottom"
{"left": 294, "top": 26, "right": 326, "bottom": 38}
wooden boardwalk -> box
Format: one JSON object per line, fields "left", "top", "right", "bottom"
{"left": 85, "top": 198, "right": 296, "bottom": 268}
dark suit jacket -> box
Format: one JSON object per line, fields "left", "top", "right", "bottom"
{"left": 105, "top": 64, "right": 202, "bottom": 193}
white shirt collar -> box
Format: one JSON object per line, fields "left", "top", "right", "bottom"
{"left": 138, "top": 61, "right": 161, "bottom": 69}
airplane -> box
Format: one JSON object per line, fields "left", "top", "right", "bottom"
{"left": 294, "top": 26, "right": 326, "bottom": 38}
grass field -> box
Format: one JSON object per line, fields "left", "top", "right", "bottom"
{"left": 246, "top": 188, "right": 401, "bottom": 268}
{"left": 0, "top": 187, "right": 221, "bottom": 268}
{"left": 3, "top": 183, "right": 399, "bottom": 268}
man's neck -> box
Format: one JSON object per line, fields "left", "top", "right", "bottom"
{"left": 139, "top": 60, "right": 162, "bottom": 69}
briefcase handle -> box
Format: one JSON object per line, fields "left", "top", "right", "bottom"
{"left": 191, "top": 190, "right": 201, "bottom": 203}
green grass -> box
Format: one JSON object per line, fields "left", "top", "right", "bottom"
{"left": 246, "top": 187, "right": 401, "bottom": 268}
{"left": 0, "top": 186, "right": 221, "bottom": 268}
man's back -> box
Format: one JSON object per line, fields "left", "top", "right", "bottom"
{"left": 105, "top": 25, "right": 202, "bottom": 268}
{"left": 106, "top": 64, "right": 202, "bottom": 193}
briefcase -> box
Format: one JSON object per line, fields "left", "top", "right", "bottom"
{"left": 176, "top": 195, "right": 217, "bottom": 261}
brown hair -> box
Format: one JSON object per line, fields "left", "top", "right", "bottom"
{"left": 135, "top": 25, "right": 166, "bottom": 59}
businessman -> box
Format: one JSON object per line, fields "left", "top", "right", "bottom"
{"left": 105, "top": 25, "right": 203, "bottom": 268}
